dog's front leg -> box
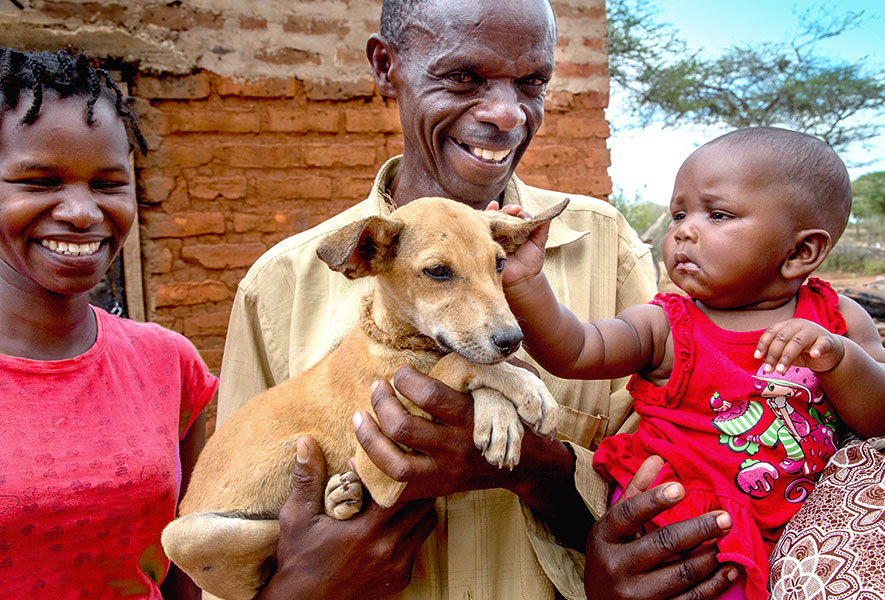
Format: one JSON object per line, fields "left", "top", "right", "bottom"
{"left": 472, "top": 388, "right": 525, "bottom": 469}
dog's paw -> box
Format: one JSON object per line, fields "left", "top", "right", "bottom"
{"left": 473, "top": 388, "right": 525, "bottom": 469}
{"left": 324, "top": 471, "right": 363, "bottom": 520}
{"left": 498, "top": 364, "right": 558, "bottom": 437}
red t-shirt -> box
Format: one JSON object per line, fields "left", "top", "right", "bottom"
{"left": 594, "top": 279, "right": 845, "bottom": 600}
{"left": 0, "top": 307, "right": 217, "bottom": 599}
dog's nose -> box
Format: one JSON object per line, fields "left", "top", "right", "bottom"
{"left": 492, "top": 327, "right": 524, "bottom": 356}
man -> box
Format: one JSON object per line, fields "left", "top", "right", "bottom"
{"left": 219, "top": 1, "right": 737, "bottom": 598}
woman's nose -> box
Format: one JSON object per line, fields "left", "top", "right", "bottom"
{"left": 51, "top": 187, "right": 103, "bottom": 229}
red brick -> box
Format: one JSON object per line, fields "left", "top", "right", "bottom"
{"left": 338, "top": 177, "right": 375, "bottom": 200}
{"left": 233, "top": 212, "right": 309, "bottom": 234}
{"left": 225, "top": 144, "right": 300, "bottom": 169}
{"left": 519, "top": 144, "right": 581, "bottom": 169}
{"left": 39, "top": 1, "right": 127, "bottom": 24}
{"left": 555, "top": 62, "right": 607, "bottom": 79}
{"left": 257, "top": 176, "right": 332, "bottom": 200}
{"left": 256, "top": 48, "right": 321, "bottom": 66}
{"left": 145, "top": 246, "right": 174, "bottom": 274}
{"left": 239, "top": 16, "right": 267, "bottom": 30}
{"left": 141, "top": 5, "right": 194, "bottom": 31}
{"left": 147, "top": 142, "right": 217, "bottom": 168}
{"left": 182, "top": 312, "right": 232, "bottom": 338}
{"left": 550, "top": 116, "right": 609, "bottom": 138}
{"left": 139, "top": 174, "right": 177, "bottom": 204}
{"left": 336, "top": 47, "right": 366, "bottom": 66}
{"left": 153, "top": 281, "right": 230, "bottom": 307}
{"left": 181, "top": 243, "right": 267, "bottom": 269}
{"left": 172, "top": 109, "right": 261, "bottom": 133}
{"left": 142, "top": 212, "right": 226, "bottom": 238}
{"left": 344, "top": 109, "right": 402, "bottom": 133}
{"left": 282, "top": 16, "right": 350, "bottom": 36}
{"left": 304, "top": 78, "right": 375, "bottom": 101}
{"left": 190, "top": 176, "right": 248, "bottom": 200}
{"left": 301, "top": 144, "right": 378, "bottom": 168}
{"left": 217, "top": 77, "right": 294, "bottom": 98}
{"left": 266, "top": 109, "right": 340, "bottom": 133}
{"left": 136, "top": 74, "right": 211, "bottom": 100}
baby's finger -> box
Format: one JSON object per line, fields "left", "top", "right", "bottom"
{"left": 755, "top": 321, "right": 798, "bottom": 370}
{"left": 484, "top": 200, "right": 501, "bottom": 212}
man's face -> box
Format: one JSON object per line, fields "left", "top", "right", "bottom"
{"left": 387, "top": 0, "right": 556, "bottom": 208}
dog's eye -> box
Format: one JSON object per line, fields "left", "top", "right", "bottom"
{"left": 423, "top": 265, "right": 452, "bottom": 280}
{"left": 496, "top": 257, "right": 506, "bottom": 273}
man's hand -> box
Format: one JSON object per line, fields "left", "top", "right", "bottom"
{"left": 257, "top": 436, "right": 437, "bottom": 600}
{"left": 755, "top": 318, "right": 845, "bottom": 375}
{"left": 584, "top": 457, "right": 739, "bottom": 600}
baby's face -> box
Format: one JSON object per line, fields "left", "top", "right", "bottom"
{"left": 0, "top": 92, "right": 135, "bottom": 297}
{"left": 662, "top": 143, "right": 799, "bottom": 309}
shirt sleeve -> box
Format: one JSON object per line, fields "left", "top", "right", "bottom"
{"left": 177, "top": 338, "right": 219, "bottom": 440}
{"left": 216, "top": 283, "right": 279, "bottom": 427}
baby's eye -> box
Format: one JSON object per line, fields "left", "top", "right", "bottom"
{"left": 496, "top": 257, "right": 506, "bottom": 273}
{"left": 670, "top": 211, "right": 686, "bottom": 221}
{"left": 710, "top": 211, "right": 730, "bottom": 221}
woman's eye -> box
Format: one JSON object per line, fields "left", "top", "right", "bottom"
{"left": 92, "top": 181, "right": 128, "bottom": 191}
{"left": 423, "top": 265, "right": 452, "bottom": 280}
{"left": 496, "top": 257, "right": 506, "bottom": 273}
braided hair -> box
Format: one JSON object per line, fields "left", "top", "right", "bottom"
{"left": 0, "top": 47, "right": 147, "bottom": 154}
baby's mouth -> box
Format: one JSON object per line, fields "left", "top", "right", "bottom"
{"left": 40, "top": 240, "right": 102, "bottom": 257}
{"left": 454, "top": 139, "right": 512, "bottom": 164}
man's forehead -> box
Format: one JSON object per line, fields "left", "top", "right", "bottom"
{"left": 408, "top": 0, "right": 555, "bottom": 41}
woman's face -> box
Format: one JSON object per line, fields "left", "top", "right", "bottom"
{"left": 0, "top": 92, "right": 135, "bottom": 298}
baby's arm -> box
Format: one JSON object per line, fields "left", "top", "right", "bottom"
{"left": 502, "top": 224, "right": 669, "bottom": 380}
{"left": 755, "top": 295, "right": 885, "bottom": 438}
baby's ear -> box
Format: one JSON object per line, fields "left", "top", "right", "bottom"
{"left": 781, "top": 229, "right": 832, "bottom": 280}
{"left": 487, "top": 199, "right": 569, "bottom": 253}
{"left": 317, "top": 216, "right": 404, "bottom": 279}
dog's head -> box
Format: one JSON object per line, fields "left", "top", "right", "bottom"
{"left": 317, "top": 197, "right": 567, "bottom": 364}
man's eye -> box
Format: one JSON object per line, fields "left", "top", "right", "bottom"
{"left": 518, "top": 76, "right": 547, "bottom": 88}
{"left": 446, "top": 72, "right": 479, "bottom": 85}
{"left": 423, "top": 265, "right": 452, "bottom": 280}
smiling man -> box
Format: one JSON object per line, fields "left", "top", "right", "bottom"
{"left": 214, "top": 1, "right": 734, "bottom": 599}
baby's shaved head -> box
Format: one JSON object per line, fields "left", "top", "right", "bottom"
{"left": 706, "top": 127, "right": 852, "bottom": 240}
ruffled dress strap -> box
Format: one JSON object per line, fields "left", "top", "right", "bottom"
{"left": 803, "top": 277, "right": 846, "bottom": 335}
{"left": 627, "top": 293, "right": 694, "bottom": 409}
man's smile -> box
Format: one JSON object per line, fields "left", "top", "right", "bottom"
{"left": 452, "top": 138, "right": 514, "bottom": 164}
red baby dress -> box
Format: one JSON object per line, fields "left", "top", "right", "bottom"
{"left": 593, "top": 278, "right": 845, "bottom": 600}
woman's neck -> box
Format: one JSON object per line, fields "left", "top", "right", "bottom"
{"left": 0, "top": 269, "right": 97, "bottom": 361}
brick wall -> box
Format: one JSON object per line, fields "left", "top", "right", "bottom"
{"left": 2, "top": 0, "right": 611, "bottom": 389}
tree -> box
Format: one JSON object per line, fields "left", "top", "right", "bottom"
{"left": 851, "top": 171, "right": 885, "bottom": 243}
{"left": 607, "top": 0, "right": 885, "bottom": 151}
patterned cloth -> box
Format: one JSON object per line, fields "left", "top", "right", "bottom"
{"left": 215, "top": 156, "right": 659, "bottom": 600}
{"left": 0, "top": 307, "right": 217, "bottom": 599}
{"left": 769, "top": 436, "right": 885, "bottom": 599}
{"left": 593, "top": 280, "right": 846, "bottom": 600}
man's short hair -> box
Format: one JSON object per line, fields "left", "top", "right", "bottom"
{"left": 379, "top": 0, "right": 429, "bottom": 52}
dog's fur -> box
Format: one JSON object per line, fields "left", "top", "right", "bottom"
{"left": 161, "top": 197, "right": 568, "bottom": 600}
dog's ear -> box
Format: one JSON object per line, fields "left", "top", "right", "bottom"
{"left": 317, "top": 216, "right": 405, "bottom": 279}
{"left": 487, "top": 199, "right": 569, "bottom": 253}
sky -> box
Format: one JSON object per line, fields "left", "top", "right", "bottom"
{"left": 606, "top": 0, "right": 885, "bottom": 206}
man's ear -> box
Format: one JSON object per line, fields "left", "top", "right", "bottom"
{"left": 781, "top": 229, "right": 832, "bottom": 280}
{"left": 317, "top": 216, "right": 404, "bottom": 279}
{"left": 487, "top": 199, "right": 569, "bottom": 253}
{"left": 366, "top": 33, "right": 398, "bottom": 98}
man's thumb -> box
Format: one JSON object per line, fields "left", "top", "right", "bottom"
{"left": 285, "top": 435, "right": 328, "bottom": 515}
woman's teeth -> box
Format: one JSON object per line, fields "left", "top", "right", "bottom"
{"left": 471, "top": 146, "right": 511, "bottom": 163}
{"left": 41, "top": 240, "right": 101, "bottom": 256}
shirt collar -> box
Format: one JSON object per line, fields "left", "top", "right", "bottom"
{"left": 369, "top": 156, "right": 590, "bottom": 248}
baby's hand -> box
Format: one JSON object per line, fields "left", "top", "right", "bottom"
{"left": 484, "top": 201, "right": 547, "bottom": 289}
{"left": 755, "top": 318, "right": 845, "bottom": 375}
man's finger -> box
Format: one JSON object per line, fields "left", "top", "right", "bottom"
{"left": 630, "top": 510, "right": 732, "bottom": 572}
{"left": 353, "top": 409, "right": 433, "bottom": 483}
{"left": 598, "top": 483, "right": 686, "bottom": 541}
{"left": 669, "top": 566, "right": 740, "bottom": 600}
{"left": 392, "top": 366, "right": 471, "bottom": 426}
{"left": 619, "top": 455, "right": 665, "bottom": 501}
{"left": 281, "top": 436, "right": 328, "bottom": 526}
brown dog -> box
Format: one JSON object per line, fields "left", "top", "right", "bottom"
{"left": 161, "top": 196, "right": 567, "bottom": 600}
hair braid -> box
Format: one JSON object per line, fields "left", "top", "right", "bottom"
{"left": 0, "top": 47, "right": 148, "bottom": 154}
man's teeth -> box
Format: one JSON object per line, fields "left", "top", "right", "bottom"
{"left": 41, "top": 240, "right": 101, "bottom": 256}
{"left": 471, "top": 146, "right": 511, "bottom": 162}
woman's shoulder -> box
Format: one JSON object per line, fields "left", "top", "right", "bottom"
{"left": 94, "top": 307, "right": 200, "bottom": 358}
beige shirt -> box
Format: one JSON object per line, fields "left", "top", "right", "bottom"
{"left": 216, "top": 157, "right": 657, "bottom": 600}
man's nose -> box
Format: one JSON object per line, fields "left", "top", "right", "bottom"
{"left": 51, "top": 186, "right": 104, "bottom": 229}
{"left": 473, "top": 81, "right": 526, "bottom": 132}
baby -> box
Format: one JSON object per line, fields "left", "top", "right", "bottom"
{"left": 501, "top": 126, "right": 885, "bottom": 600}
